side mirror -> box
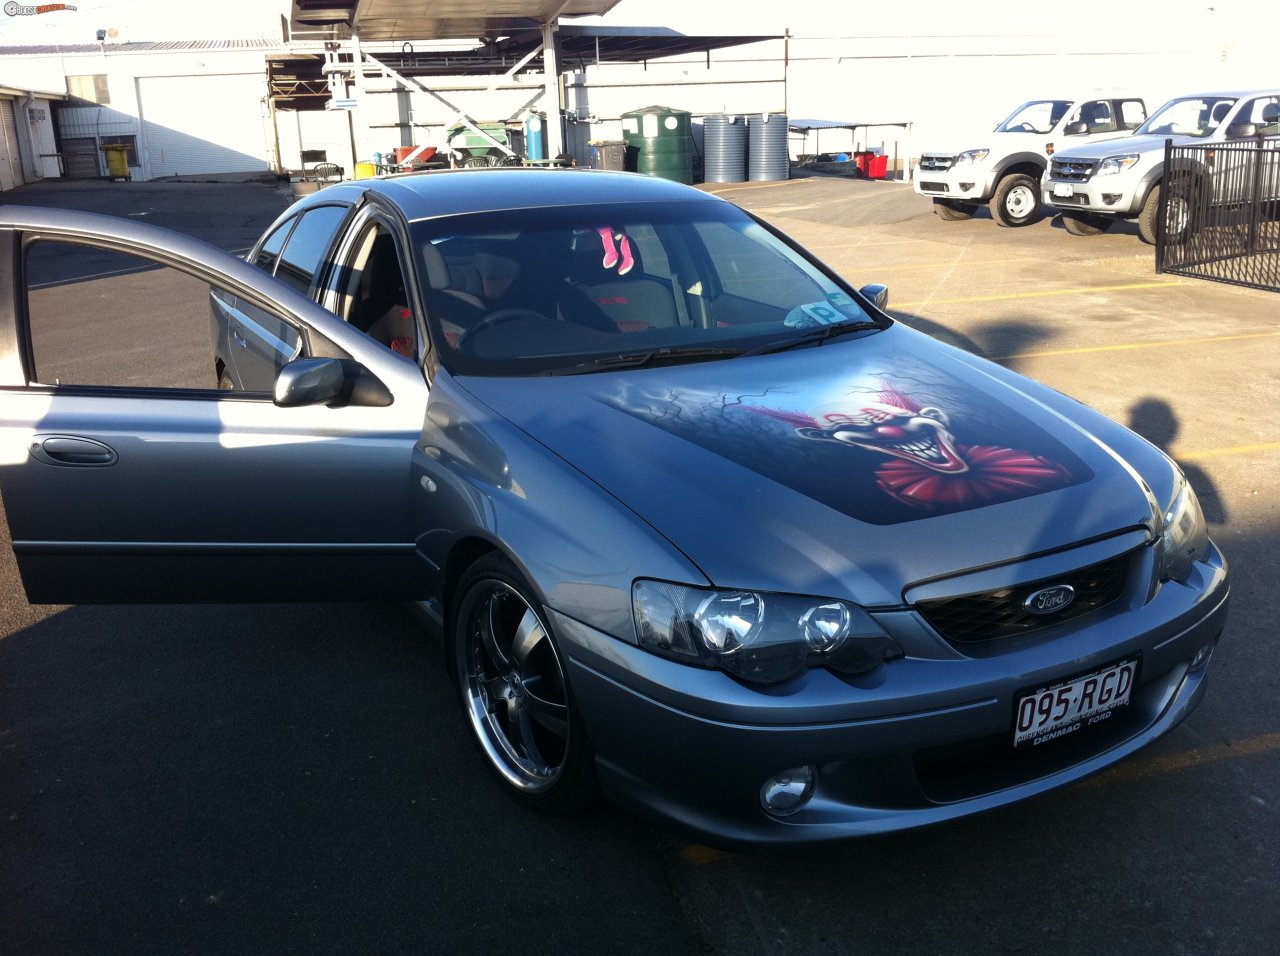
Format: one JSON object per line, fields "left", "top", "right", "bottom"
{"left": 1064, "top": 121, "right": 1089, "bottom": 136}
{"left": 273, "top": 357, "right": 393, "bottom": 408}
{"left": 859, "top": 283, "right": 889, "bottom": 311}
{"left": 1225, "top": 122, "right": 1258, "bottom": 139}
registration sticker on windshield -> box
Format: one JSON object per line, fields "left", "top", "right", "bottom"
{"left": 1014, "top": 659, "right": 1137, "bottom": 747}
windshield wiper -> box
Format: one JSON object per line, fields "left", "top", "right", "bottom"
{"left": 739, "top": 320, "right": 882, "bottom": 357}
{"left": 545, "top": 346, "right": 745, "bottom": 376}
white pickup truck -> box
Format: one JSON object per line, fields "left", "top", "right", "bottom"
{"left": 1042, "top": 89, "right": 1280, "bottom": 243}
{"left": 914, "top": 96, "right": 1147, "bottom": 226}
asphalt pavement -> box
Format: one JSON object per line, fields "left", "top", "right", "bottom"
{"left": 2, "top": 174, "right": 1277, "bottom": 955}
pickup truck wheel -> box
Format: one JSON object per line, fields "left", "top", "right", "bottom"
{"left": 991, "top": 173, "right": 1042, "bottom": 227}
{"left": 1140, "top": 179, "right": 1198, "bottom": 245}
{"left": 1061, "top": 212, "right": 1112, "bottom": 236}
{"left": 933, "top": 198, "right": 979, "bottom": 221}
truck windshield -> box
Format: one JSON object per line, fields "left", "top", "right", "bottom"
{"left": 997, "top": 101, "right": 1072, "bottom": 134}
{"left": 1136, "top": 97, "right": 1236, "bottom": 138}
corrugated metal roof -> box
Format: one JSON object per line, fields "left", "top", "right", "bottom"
{"left": 0, "top": 39, "right": 286, "bottom": 56}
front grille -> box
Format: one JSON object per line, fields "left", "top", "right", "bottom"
{"left": 915, "top": 551, "right": 1132, "bottom": 645}
{"left": 1048, "top": 193, "right": 1090, "bottom": 206}
{"left": 918, "top": 154, "right": 955, "bottom": 171}
{"left": 918, "top": 180, "right": 950, "bottom": 193}
{"left": 1050, "top": 158, "right": 1096, "bottom": 182}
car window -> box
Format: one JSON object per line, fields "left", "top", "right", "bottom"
{"left": 996, "top": 101, "right": 1072, "bottom": 134}
{"left": 1237, "top": 96, "right": 1280, "bottom": 134}
{"left": 693, "top": 219, "right": 818, "bottom": 310}
{"left": 274, "top": 204, "right": 349, "bottom": 295}
{"left": 411, "top": 201, "right": 880, "bottom": 377}
{"left": 252, "top": 215, "right": 295, "bottom": 273}
{"left": 22, "top": 237, "right": 261, "bottom": 391}
{"left": 1137, "top": 97, "right": 1236, "bottom": 138}
{"left": 1069, "top": 100, "right": 1117, "bottom": 134}
{"left": 1118, "top": 100, "right": 1147, "bottom": 129}
{"left": 339, "top": 221, "right": 418, "bottom": 358}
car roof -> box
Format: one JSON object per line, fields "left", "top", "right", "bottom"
{"left": 303, "top": 167, "right": 727, "bottom": 222}
{"left": 1159, "top": 89, "right": 1280, "bottom": 99}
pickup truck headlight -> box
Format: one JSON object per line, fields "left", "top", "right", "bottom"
{"left": 632, "top": 581, "right": 903, "bottom": 685}
{"left": 952, "top": 148, "right": 990, "bottom": 167}
{"left": 1095, "top": 154, "right": 1140, "bottom": 176}
{"left": 1159, "top": 474, "right": 1209, "bottom": 583}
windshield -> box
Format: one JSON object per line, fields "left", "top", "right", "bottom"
{"left": 412, "top": 202, "right": 884, "bottom": 376}
{"left": 996, "top": 100, "right": 1072, "bottom": 134}
{"left": 1136, "top": 96, "right": 1236, "bottom": 138}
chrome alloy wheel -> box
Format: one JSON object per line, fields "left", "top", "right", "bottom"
{"left": 460, "top": 579, "right": 571, "bottom": 793}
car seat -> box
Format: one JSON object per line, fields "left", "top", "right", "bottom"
{"left": 556, "top": 228, "right": 680, "bottom": 333}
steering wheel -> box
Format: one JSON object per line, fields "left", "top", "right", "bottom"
{"left": 457, "top": 308, "right": 549, "bottom": 351}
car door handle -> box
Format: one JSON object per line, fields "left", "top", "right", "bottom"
{"left": 233, "top": 327, "right": 248, "bottom": 349}
{"left": 31, "top": 435, "right": 119, "bottom": 467}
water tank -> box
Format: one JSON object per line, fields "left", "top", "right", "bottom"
{"left": 748, "top": 112, "right": 790, "bottom": 182}
{"left": 524, "top": 114, "right": 545, "bottom": 162}
{"left": 704, "top": 114, "right": 746, "bottom": 183}
{"left": 621, "top": 105, "right": 693, "bottom": 184}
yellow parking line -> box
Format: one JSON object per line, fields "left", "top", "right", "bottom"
{"left": 1178, "top": 441, "right": 1280, "bottom": 461}
{"left": 996, "top": 329, "right": 1280, "bottom": 361}
{"left": 1084, "top": 731, "right": 1280, "bottom": 789}
{"left": 897, "top": 279, "right": 1185, "bottom": 309}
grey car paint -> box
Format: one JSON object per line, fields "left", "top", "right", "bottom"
{"left": 0, "top": 172, "right": 1228, "bottom": 847}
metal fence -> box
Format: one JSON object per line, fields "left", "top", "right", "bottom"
{"left": 1156, "top": 136, "right": 1280, "bottom": 292}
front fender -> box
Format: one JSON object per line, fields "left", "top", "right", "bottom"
{"left": 412, "top": 371, "right": 708, "bottom": 642}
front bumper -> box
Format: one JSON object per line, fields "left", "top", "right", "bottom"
{"left": 1042, "top": 176, "right": 1143, "bottom": 217}
{"left": 555, "top": 543, "right": 1228, "bottom": 849}
{"left": 914, "top": 161, "right": 992, "bottom": 203}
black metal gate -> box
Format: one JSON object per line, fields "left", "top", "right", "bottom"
{"left": 1156, "top": 137, "right": 1280, "bottom": 292}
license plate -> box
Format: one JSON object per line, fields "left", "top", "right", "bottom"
{"left": 1014, "top": 659, "right": 1136, "bottom": 747}
{"left": 1052, "top": 182, "right": 1074, "bottom": 198}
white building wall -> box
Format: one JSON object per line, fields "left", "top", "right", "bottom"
{"left": 0, "top": 48, "right": 273, "bottom": 181}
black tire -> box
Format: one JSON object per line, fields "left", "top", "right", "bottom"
{"left": 1140, "top": 179, "right": 1198, "bottom": 245}
{"left": 451, "top": 554, "right": 598, "bottom": 813}
{"left": 933, "top": 198, "right": 979, "bottom": 221}
{"left": 991, "top": 173, "right": 1042, "bottom": 227}
{"left": 1061, "top": 212, "right": 1113, "bottom": 237}
{"left": 1137, "top": 184, "right": 1162, "bottom": 245}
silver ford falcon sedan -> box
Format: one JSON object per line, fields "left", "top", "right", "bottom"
{"left": 0, "top": 169, "right": 1227, "bottom": 848}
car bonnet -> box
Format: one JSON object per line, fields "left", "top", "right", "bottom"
{"left": 457, "top": 325, "right": 1161, "bottom": 606}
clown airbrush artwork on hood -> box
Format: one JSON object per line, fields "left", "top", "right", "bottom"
{"left": 611, "top": 361, "right": 1094, "bottom": 526}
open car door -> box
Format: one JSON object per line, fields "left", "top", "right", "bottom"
{"left": 0, "top": 206, "right": 430, "bottom": 603}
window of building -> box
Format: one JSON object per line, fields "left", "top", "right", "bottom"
{"left": 67, "top": 74, "right": 110, "bottom": 105}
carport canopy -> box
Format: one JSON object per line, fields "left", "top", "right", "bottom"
{"left": 291, "top": 0, "right": 624, "bottom": 38}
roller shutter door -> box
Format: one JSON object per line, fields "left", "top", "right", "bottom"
{"left": 138, "top": 74, "right": 270, "bottom": 179}
{"left": 63, "top": 137, "right": 101, "bottom": 178}
{"left": 0, "top": 100, "right": 23, "bottom": 191}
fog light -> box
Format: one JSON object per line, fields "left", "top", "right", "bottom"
{"left": 1189, "top": 642, "right": 1214, "bottom": 672}
{"left": 760, "top": 765, "right": 817, "bottom": 816}
{"left": 960, "top": 182, "right": 975, "bottom": 191}
{"left": 1102, "top": 193, "right": 1121, "bottom": 205}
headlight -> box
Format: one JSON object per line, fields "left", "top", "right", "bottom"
{"left": 1159, "top": 474, "right": 1209, "bottom": 582}
{"left": 1095, "top": 154, "right": 1140, "bottom": 176}
{"left": 952, "top": 148, "right": 990, "bottom": 167}
{"left": 632, "top": 581, "right": 902, "bottom": 685}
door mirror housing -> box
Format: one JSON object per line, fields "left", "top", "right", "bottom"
{"left": 859, "top": 283, "right": 890, "bottom": 311}
{"left": 1064, "top": 121, "right": 1089, "bottom": 136}
{"left": 274, "top": 357, "right": 393, "bottom": 408}
{"left": 1225, "top": 122, "right": 1258, "bottom": 139}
